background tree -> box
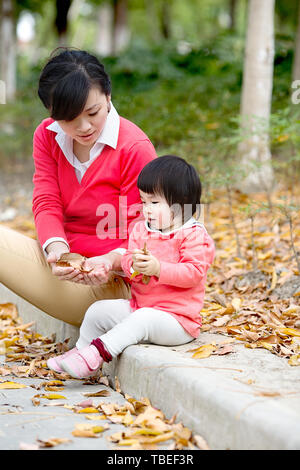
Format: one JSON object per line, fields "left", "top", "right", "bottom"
{"left": 54, "top": 0, "right": 72, "bottom": 45}
{"left": 0, "top": 0, "right": 16, "bottom": 101}
{"left": 293, "top": 0, "right": 300, "bottom": 82}
{"left": 237, "top": 0, "right": 275, "bottom": 194}
{"left": 112, "top": 0, "right": 129, "bottom": 55}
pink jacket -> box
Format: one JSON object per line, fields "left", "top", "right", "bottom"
{"left": 121, "top": 219, "right": 215, "bottom": 338}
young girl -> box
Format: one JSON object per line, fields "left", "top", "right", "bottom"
{"left": 47, "top": 155, "right": 215, "bottom": 378}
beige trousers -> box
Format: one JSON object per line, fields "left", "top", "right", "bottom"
{"left": 0, "top": 225, "right": 131, "bottom": 327}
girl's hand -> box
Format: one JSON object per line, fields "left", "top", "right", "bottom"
{"left": 132, "top": 249, "right": 160, "bottom": 278}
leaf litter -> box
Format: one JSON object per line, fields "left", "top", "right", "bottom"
{"left": 190, "top": 187, "right": 300, "bottom": 366}
{"left": 0, "top": 302, "right": 209, "bottom": 450}
{"left": 1, "top": 186, "right": 300, "bottom": 448}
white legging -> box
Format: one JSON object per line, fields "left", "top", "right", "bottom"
{"left": 76, "top": 299, "right": 194, "bottom": 357}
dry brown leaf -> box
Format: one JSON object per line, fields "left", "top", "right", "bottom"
{"left": 83, "top": 389, "right": 110, "bottom": 398}
{"left": 192, "top": 434, "right": 210, "bottom": 450}
{"left": 56, "top": 253, "right": 93, "bottom": 273}
{"left": 36, "top": 437, "right": 72, "bottom": 448}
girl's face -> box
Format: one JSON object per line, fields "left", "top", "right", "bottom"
{"left": 56, "top": 87, "right": 110, "bottom": 147}
{"left": 139, "top": 190, "right": 180, "bottom": 232}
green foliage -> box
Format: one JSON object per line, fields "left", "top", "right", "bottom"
{"left": 0, "top": 26, "right": 299, "bottom": 194}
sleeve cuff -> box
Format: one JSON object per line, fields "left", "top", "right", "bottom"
{"left": 111, "top": 248, "right": 127, "bottom": 255}
{"left": 42, "top": 237, "right": 70, "bottom": 256}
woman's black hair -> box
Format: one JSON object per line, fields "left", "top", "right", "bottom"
{"left": 38, "top": 47, "right": 111, "bottom": 121}
{"left": 137, "top": 155, "right": 202, "bottom": 223}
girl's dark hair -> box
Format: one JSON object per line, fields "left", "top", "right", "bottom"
{"left": 38, "top": 48, "right": 111, "bottom": 121}
{"left": 137, "top": 155, "right": 202, "bottom": 223}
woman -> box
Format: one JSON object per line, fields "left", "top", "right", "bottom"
{"left": 0, "top": 48, "right": 157, "bottom": 327}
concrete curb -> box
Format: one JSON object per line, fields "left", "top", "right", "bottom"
{"left": 104, "top": 333, "right": 300, "bottom": 450}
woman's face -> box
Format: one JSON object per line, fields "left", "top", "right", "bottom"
{"left": 56, "top": 87, "right": 110, "bottom": 147}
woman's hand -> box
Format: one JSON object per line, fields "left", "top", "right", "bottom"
{"left": 46, "top": 244, "right": 84, "bottom": 283}
{"left": 77, "top": 256, "right": 113, "bottom": 285}
{"left": 132, "top": 249, "right": 160, "bottom": 278}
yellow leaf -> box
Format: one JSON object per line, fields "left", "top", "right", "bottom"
{"left": 40, "top": 393, "right": 67, "bottom": 400}
{"left": 282, "top": 306, "right": 299, "bottom": 315}
{"left": 76, "top": 407, "right": 100, "bottom": 414}
{"left": 91, "top": 426, "right": 106, "bottom": 433}
{"left": 130, "top": 428, "right": 162, "bottom": 436}
{"left": 130, "top": 271, "right": 140, "bottom": 280}
{"left": 44, "top": 386, "right": 65, "bottom": 392}
{"left": 288, "top": 355, "right": 300, "bottom": 366}
{"left": 278, "top": 328, "right": 300, "bottom": 337}
{"left": 0, "top": 381, "right": 27, "bottom": 389}
{"left": 118, "top": 439, "right": 140, "bottom": 446}
{"left": 85, "top": 415, "right": 107, "bottom": 421}
{"left": 192, "top": 344, "right": 217, "bottom": 359}
{"left": 138, "top": 431, "right": 175, "bottom": 444}
{"left": 72, "top": 429, "right": 99, "bottom": 438}
{"left": 72, "top": 422, "right": 108, "bottom": 437}
{"left": 257, "top": 341, "right": 273, "bottom": 351}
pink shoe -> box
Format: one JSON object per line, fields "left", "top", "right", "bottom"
{"left": 60, "top": 345, "right": 103, "bottom": 379}
{"left": 47, "top": 347, "right": 78, "bottom": 373}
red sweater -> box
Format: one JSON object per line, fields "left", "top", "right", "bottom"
{"left": 32, "top": 117, "right": 157, "bottom": 257}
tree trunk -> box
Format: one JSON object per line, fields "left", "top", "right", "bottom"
{"left": 293, "top": 0, "right": 300, "bottom": 82}
{"left": 229, "top": 0, "right": 238, "bottom": 30}
{"left": 237, "top": 0, "right": 275, "bottom": 194}
{"left": 112, "top": 0, "right": 130, "bottom": 55}
{"left": 54, "top": 0, "right": 72, "bottom": 46}
{"left": 95, "top": 2, "right": 113, "bottom": 57}
{"left": 160, "top": 0, "right": 171, "bottom": 39}
{"left": 0, "top": 0, "right": 16, "bottom": 102}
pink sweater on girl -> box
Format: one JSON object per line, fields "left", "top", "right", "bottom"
{"left": 121, "top": 219, "right": 215, "bottom": 338}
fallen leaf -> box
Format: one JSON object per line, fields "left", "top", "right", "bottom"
{"left": 36, "top": 437, "right": 72, "bottom": 448}
{"left": 39, "top": 393, "right": 67, "bottom": 400}
{"left": 83, "top": 390, "right": 110, "bottom": 398}
{"left": 56, "top": 253, "right": 93, "bottom": 273}
{"left": 288, "top": 355, "right": 300, "bottom": 366}
{"left": 191, "top": 344, "right": 217, "bottom": 359}
{"left": 192, "top": 434, "right": 210, "bottom": 450}
{"left": 0, "top": 381, "right": 27, "bottom": 389}
{"left": 76, "top": 407, "right": 100, "bottom": 414}
{"left": 72, "top": 422, "right": 109, "bottom": 437}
